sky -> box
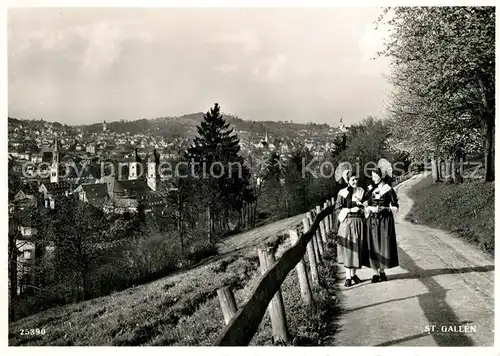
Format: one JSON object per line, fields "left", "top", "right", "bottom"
{"left": 8, "top": 7, "right": 392, "bottom": 126}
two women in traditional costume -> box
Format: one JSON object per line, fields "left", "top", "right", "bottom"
{"left": 335, "top": 159, "right": 400, "bottom": 287}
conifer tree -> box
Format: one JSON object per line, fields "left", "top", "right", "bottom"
{"left": 186, "top": 103, "right": 253, "bottom": 241}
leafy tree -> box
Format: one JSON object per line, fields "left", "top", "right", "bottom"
{"left": 8, "top": 158, "right": 22, "bottom": 200}
{"left": 339, "top": 117, "right": 391, "bottom": 186}
{"left": 39, "top": 196, "right": 111, "bottom": 300}
{"left": 263, "top": 151, "right": 287, "bottom": 212}
{"left": 379, "top": 7, "right": 495, "bottom": 181}
{"left": 284, "top": 149, "right": 308, "bottom": 215}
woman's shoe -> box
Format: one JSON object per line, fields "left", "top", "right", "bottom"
{"left": 344, "top": 279, "right": 353, "bottom": 287}
{"left": 371, "top": 275, "right": 380, "bottom": 283}
{"left": 379, "top": 272, "right": 388, "bottom": 281}
{"left": 352, "top": 275, "right": 362, "bottom": 284}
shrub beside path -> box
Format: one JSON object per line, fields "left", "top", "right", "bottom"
{"left": 334, "top": 173, "right": 494, "bottom": 346}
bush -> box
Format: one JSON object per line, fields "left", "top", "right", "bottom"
{"left": 11, "top": 228, "right": 220, "bottom": 320}
{"left": 186, "top": 240, "right": 218, "bottom": 263}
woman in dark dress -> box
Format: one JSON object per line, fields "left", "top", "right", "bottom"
{"left": 363, "top": 168, "right": 399, "bottom": 283}
{"left": 335, "top": 170, "right": 366, "bottom": 287}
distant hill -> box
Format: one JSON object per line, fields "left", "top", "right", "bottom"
{"left": 9, "top": 113, "right": 339, "bottom": 145}
{"left": 77, "top": 113, "right": 335, "bottom": 141}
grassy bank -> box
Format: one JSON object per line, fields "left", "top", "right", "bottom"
{"left": 405, "top": 176, "right": 494, "bottom": 255}
{"left": 9, "top": 215, "right": 341, "bottom": 346}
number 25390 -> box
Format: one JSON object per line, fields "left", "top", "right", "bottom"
{"left": 20, "top": 328, "right": 46, "bottom": 336}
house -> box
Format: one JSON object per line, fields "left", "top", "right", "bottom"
{"left": 38, "top": 181, "right": 74, "bottom": 209}
{"left": 31, "top": 153, "right": 43, "bottom": 163}
{"left": 10, "top": 209, "right": 37, "bottom": 295}
{"left": 103, "top": 198, "right": 139, "bottom": 214}
{"left": 73, "top": 183, "right": 109, "bottom": 208}
{"left": 14, "top": 183, "right": 39, "bottom": 202}
{"left": 16, "top": 238, "right": 36, "bottom": 295}
{"left": 9, "top": 152, "right": 30, "bottom": 160}
{"left": 77, "top": 174, "right": 165, "bottom": 215}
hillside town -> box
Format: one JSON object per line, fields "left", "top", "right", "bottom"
{"left": 8, "top": 116, "right": 349, "bottom": 295}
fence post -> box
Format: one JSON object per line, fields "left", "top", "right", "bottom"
{"left": 306, "top": 212, "right": 323, "bottom": 262}
{"left": 322, "top": 202, "right": 329, "bottom": 233}
{"left": 288, "top": 229, "right": 314, "bottom": 307}
{"left": 316, "top": 205, "right": 327, "bottom": 245}
{"left": 302, "top": 217, "right": 320, "bottom": 286}
{"left": 331, "top": 197, "right": 336, "bottom": 234}
{"left": 258, "top": 248, "right": 290, "bottom": 344}
{"left": 312, "top": 209, "right": 325, "bottom": 256}
{"left": 217, "top": 286, "right": 238, "bottom": 325}
{"left": 324, "top": 201, "right": 331, "bottom": 233}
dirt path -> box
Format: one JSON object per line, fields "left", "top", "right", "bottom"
{"left": 334, "top": 174, "right": 494, "bottom": 346}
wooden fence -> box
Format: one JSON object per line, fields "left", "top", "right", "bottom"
{"left": 212, "top": 173, "right": 413, "bottom": 346}
{"left": 213, "top": 197, "right": 336, "bottom": 346}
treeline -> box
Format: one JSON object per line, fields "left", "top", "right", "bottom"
{"left": 379, "top": 7, "right": 495, "bottom": 182}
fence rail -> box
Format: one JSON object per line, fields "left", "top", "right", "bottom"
{"left": 214, "top": 200, "right": 335, "bottom": 346}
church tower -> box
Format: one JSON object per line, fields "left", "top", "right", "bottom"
{"left": 339, "top": 117, "right": 347, "bottom": 133}
{"left": 103, "top": 120, "right": 107, "bottom": 132}
{"left": 128, "top": 148, "right": 142, "bottom": 180}
{"left": 147, "top": 148, "right": 160, "bottom": 191}
{"left": 50, "top": 137, "right": 59, "bottom": 183}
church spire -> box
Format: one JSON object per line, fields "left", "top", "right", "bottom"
{"left": 50, "top": 135, "right": 59, "bottom": 183}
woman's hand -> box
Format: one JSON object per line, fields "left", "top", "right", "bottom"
{"left": 350, "top": 206, "right": 360, "bottom": 213}
{"left": 367, "top": 206, "right": 381, "bottom": 213}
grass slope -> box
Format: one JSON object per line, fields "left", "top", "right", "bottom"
{"left": 9, "top": 215, "right": 341, "bottom": 346}
{"left": 405, "top": 176, "right": 494, "bottom": 255}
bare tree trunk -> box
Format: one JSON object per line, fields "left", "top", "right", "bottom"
{"left": 485, "top": 118, "right": 495, "bottom": 182}
{"left": 243, "top": 202, "right": 247, "bottom": 229}
{"left": 431, "top": 157, "right": 440, "bottom": 182}
{"left": 252, "top": 201, "right": 258, "bottom": 228}
{"left": 439, "top": 159, "right": 445, "bottom": 182}
{"left": 239, "top": 205, "right": 243, "bottom": 229}
{"left": 445, "top": 157, "right": 453, "bottom": 183}
{"left": 225, "top": 207, "right": 229, "bottom": 233}
{"left": 177, "top": 190, "right": 184, "bottom": 253}
{"left": 453, "top": 154, "right": 464, "bottom": 184}
{"left": 207, "top": 205, "right": 212, "bottom": 244}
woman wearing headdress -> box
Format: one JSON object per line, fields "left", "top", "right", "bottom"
{"left": 363, "top": 163, "right": 400, "bottom": 283}
{"left": 335, "top": 169, "right": 366, "bottom": 287}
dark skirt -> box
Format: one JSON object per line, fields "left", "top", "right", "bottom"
{"left": 337, "top": 214, "right": 365, "bottom": 268}
{"left": 362, "top": 212, "right": 399, "bottom": 269}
